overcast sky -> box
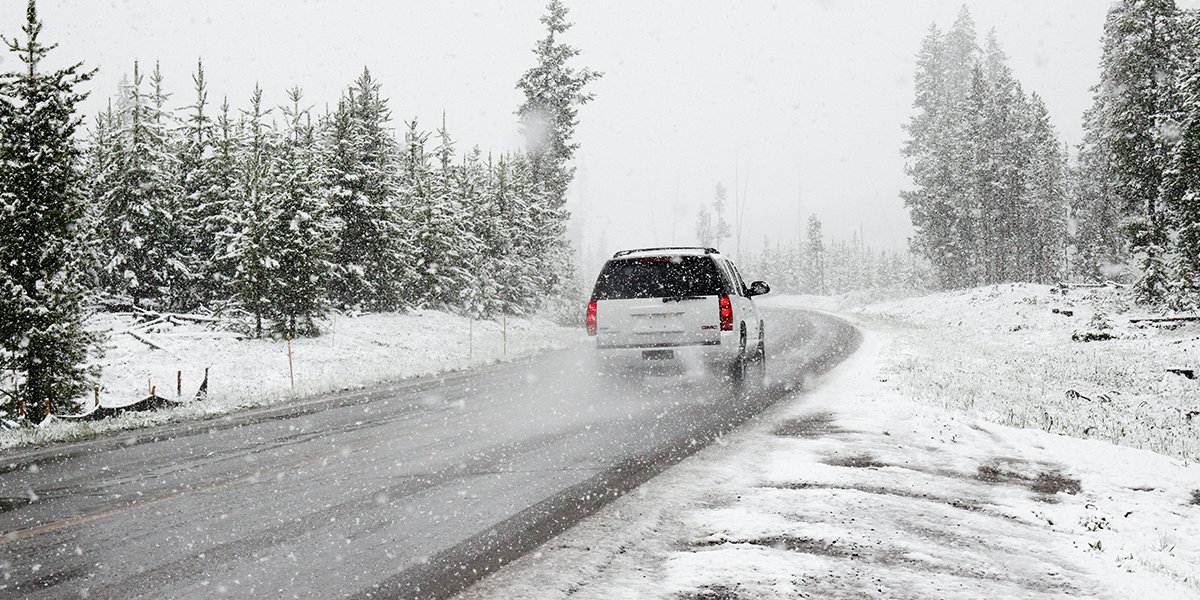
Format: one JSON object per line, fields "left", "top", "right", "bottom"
{"left": 21, "top": 0, "right": 1200, "bottom": 276}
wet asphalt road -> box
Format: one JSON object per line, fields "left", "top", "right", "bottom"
{"left": 0, "top": 307, "right": 858, "bottom": 600}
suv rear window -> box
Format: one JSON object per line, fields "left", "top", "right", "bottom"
{"left": 591, "top": 256, "right": 726, "bottom": 300}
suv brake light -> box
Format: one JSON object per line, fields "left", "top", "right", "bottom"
{"left": 719, "top": 295, "right": 733, "bottom": 331}
{"left": 586, "top": 301, "right": 597, "bottom": 336}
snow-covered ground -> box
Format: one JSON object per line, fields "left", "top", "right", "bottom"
{"left": 0, "top": 310, "right": 582, "bottom": 451}
{"left": 458, "top": 288, "right": 1200, "bottom": 599}
{"left": 853, "top": 283, "right": 1200, "bottom": 463}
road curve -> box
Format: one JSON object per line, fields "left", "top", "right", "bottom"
{"left": 0, "top": 307, "right": 858, "bottom": 600}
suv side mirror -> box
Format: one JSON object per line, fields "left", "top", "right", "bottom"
{"left": 748, "top": 281, "right": 770, "bottom": 297}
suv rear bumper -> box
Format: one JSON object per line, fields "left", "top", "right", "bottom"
{"left": 593, "top": 333, "right": 739, "bottom": 376}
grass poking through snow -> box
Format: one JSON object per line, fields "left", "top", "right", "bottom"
{"left": 851, "top": 284, "right": 1200, "bottom": 463}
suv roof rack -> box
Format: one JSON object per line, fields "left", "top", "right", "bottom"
{"left": 612, "top": 246, "right": 720, "bottom": 258}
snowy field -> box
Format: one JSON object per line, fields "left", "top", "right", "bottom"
{"left": 459, "top": 289, "right": 1200, "bottom": 598}
{"left": 0, "top": 310, "right": 582, "bottom": 451}
{"left": 851, "top": 283, "right": 1200, "bottom": 463}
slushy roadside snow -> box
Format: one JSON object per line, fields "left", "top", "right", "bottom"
{"left": 0, "top": 310, "right": 581, "bottom": 451}
{"left": 459, "top": 289, "right": 1200, "bottom": 599}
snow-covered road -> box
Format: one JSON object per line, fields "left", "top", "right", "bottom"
{"left": 458, "top": 321, "right": 1200, "bottom": 599}
{"left": 0, "top": 307, "right": 856, "bottom": 600}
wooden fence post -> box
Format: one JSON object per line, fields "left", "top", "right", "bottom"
{"left": 287, "top": 335, "right": 295, "bottom": 390}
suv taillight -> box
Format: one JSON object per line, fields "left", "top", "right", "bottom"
{"left": 586, "top": 301, "right": 597, "bottom": 336}
{"left": 719, "top": 295, "right": 733, "bottom": 331}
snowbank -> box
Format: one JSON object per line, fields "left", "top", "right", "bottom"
{"left": 0, "top": 310, "right": 582, "bottom": 450}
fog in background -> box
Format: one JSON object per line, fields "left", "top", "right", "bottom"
{"left": 24, "top": 0, "right": 1194, "bottom": 277}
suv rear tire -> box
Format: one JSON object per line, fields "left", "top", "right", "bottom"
{"left": 728, "top": 324, "right": 749, "bottom": 390}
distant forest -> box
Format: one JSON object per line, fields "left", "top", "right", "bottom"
{"left": 743, "top": 2, "right": 1200, "bottom": 306}
{"left": 906, "top": 1, "right": 1200, "bottom": 308}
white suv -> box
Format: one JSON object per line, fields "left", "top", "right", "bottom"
{"left": 586, "top": 247, "right": 769, "bottom": 385}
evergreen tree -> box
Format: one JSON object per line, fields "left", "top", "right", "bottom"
{"left": 1085, "top": 0, "right": 1181, "bottom": 302}
{"left": 694, "top": 202, "right": 713, "bottom": 248}
{"left": 943, "top": 6, "right": 980, "bottom": 102}
{"left": 694, "top": 182, "right": 731, "bottom": 250}
{"left": 0, "top": 1, "right": 98, "bottom": 422}
{"left": 95, "top": 61, "right": 185, "bottom": 308}
{"left": 902, "top": 21, "right": 969, "bottom": 288}
{"left": 83, "top": 101, "right": 121, "bottom": 292}
{"left": 515, "top": 0, "right": 602, "bottom": 208}
{"left": 1162, "top": 11, "right": 1200, "bottom": 307}
{"left": 804, "top": 215, "right": 825, "bottom": 294}
{"left": 205, "top": 97, "right": 244, "bottom": 305}
{"left": 177, "top": 59, "right": 229, "bottom": 307}
{"left": 1024, "top": 95, "right": 1068, "bottom": 283}
{"left": 711, "top": 182, "right": 731, "bottom": 251}
{"left": 405, "top": 118, "right": 478, "bottom": 308}
{"left": 454, "top": 147, "right": 499, "bottom": 316}
{"left": 266, "top": 87, "right": 336, "bottom": 335}
{"left": 486, "top": 152, "right": 547, "bottom": 314}
{"left": 903, "top": 8, "right": 1067, "bottom": 289}
{"left": 515, "top": 1, "right": 601, "bottom": 313}
{"left": 225, "top": 85, "right": 276, "bottom": 337}
{"left": 1073, "top": 96, "right": 1126, "bottom": 281}
{"left": 325, "top": 68, "right": 407, "bottom": 310}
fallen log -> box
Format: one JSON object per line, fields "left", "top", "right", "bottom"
{"left": 151, "top": 331, "right": 245, "bottom": 339}
{"left": 125, "top": 330, "right": 169, "bottom": 351}
{"left": 165, "top": 313, "right": 222, "bottom": 324}
{"left": 1129, "top": 315, "right": 1200, "bottom": 324}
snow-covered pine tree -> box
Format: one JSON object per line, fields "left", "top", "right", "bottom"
{"left": 694, "top": 203, "right": 713, "bottom": 248}
{"left": 1024, "top": 94, "right": 1068, "bottom": 284}
{"left": 693, "top": 183, "right": 731, "bottom": 250}
{"left": 474, "top": 153, "right": 515, "bottom": 315}
{"left": 522, "top": 145, "right": 575, "bottom": 311}
{"left": 96, "top": 61, "right": 185, "bottom": 309}
{"left": 825, "top": 238, "right": 848, "bottom": 294}
{"left": 324, "top": 68, "right": 407, "bottom": 311}
{"left": 1161, "top": 11, "right": 1200, "bottom": 308}
{"left": 205, "top": 97, "right": 244, "bottom": 306}
{"left": 980, "top": 31, "right": 1033, "bottom": 284}
{"left": 942, "top": 10, "right": 983, "bottom": 287}
{"left": 711, "top": 182, "right": 731, "bottom": 251}
{"left": 515, "top": 0, "right": 601, "bottom": 209}
{"left": 959, "top": 63, "right": 989, "bottom": 287}
{"left": 403, "top": 118, "right": 478, "bottom": 308}
{"left": 943, "top": 6, "right": 980, "bottom": 104}
{"left": 1073, "top": 96, "right": 1125, "bottom": 282}
{"left": 0, "top": 0, "right": 99, "bottom": 422}
{"left": 1087, "top": 0, "right": 1182, "bottom": 303}
{"left": 225, "top": 85, "right": 277, "bottom": 337}
{"left": 485, "top": 152, "right": 544, "bottom": 314}
{"left": 83, "top": 101, "right": 121, "bottom": 293}
{"left": 804, "top": 214, "right": 825, "bottom": 294}
{"left": 515, "top": 1, "right": 601, "bottom": 317}
{"left": 265, "top": 87, "right": 336, "bottom": 335}
{"left": 903, "top": 21, "right": 971, "bottom": 288}
{"left": 177, "top": 59, "right": 230, "bottom": 308}
{"left": 451, "top": 146, "right": 496, "bottom": 316}
{"left": 904, "top": 8, "right": 1067, "bottom": 290}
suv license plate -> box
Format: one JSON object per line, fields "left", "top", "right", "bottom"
{"left": 643, "top": 350, "right": 674, "bottom": 361}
